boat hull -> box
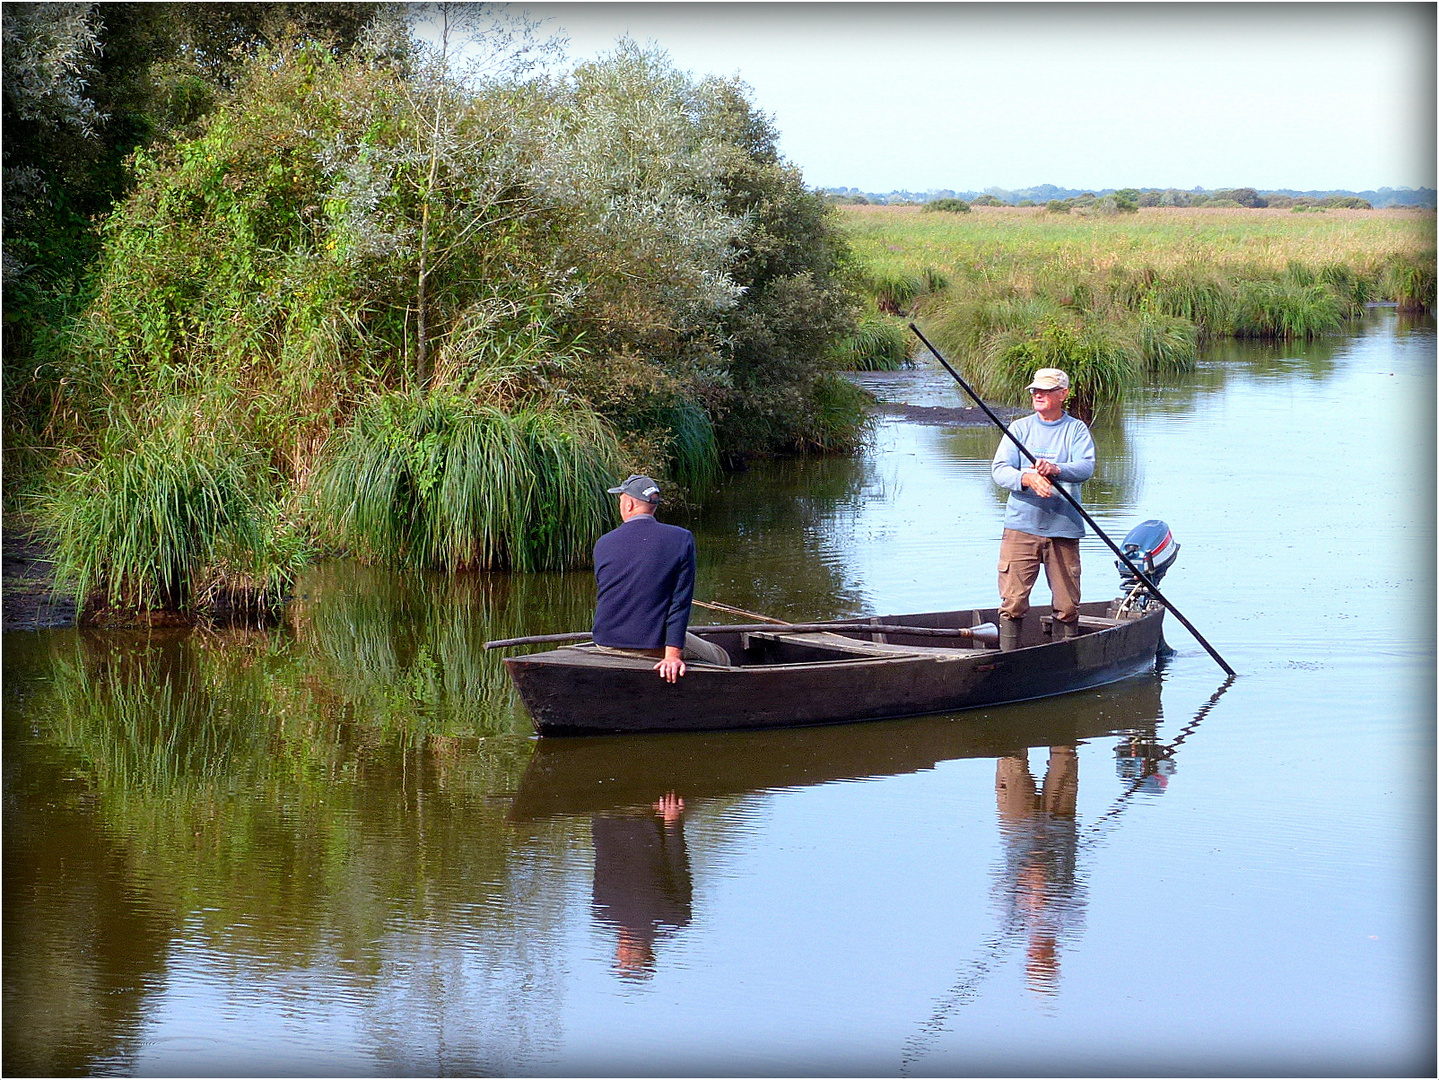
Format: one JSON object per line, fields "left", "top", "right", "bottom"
{"left": 504, "top": 601, "right": 1166, "bottom": 736}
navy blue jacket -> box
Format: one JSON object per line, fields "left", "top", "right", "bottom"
{"left": 591, "top": 515, "right": 696, "bottom": 650}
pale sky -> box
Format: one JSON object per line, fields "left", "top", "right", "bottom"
{"left": 478, "top": 1, "right": 1436, "bottom": 194}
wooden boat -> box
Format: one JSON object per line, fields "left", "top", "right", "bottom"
{"left": 504, "top": 599, "right": 1167, "bottom": 736}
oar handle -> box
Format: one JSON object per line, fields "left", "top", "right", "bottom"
{"left": 909, "top": 323, "right": 1235, "bottom": 677}
{"left": 484, "top": 631, "right": 592, "bottom": 650}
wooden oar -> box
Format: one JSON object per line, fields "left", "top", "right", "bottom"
{"left": 691, "top": 599, "right": 790, "bottom": 624}
{"left": 484, "top": 619, "right": 999, "bottom": 651}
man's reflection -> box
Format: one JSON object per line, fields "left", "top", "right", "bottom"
{"left": 994, "top": 747, "right": 1085, "bottom": 995}
{"left": 591, "top": 793, "right": 691, "bottom": 981}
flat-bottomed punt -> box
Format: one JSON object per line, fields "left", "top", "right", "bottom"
{"left": 505, "top": 600, "right": 1166, "bottom": 736}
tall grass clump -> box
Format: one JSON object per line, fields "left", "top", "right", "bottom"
{"left": 985, "top": 320, "right": 1142, "bottom": 420}
{"left": 793, "top": 374, "right": 874, "bottom": 453}
{"left": 836, "top": 313, "right": 911, "bottom": 370}
{"left": 1135, "top": 309, "right": 1199, "bottom": 373}
{"left": 316, "top": 391, "right": 621, "bottom": 572}
{"left": 1227, "top": 279, "right": 1344, "bottom": 339}
{"left": 923, "top": 293, "right": 1186, "bottom": 419}
{"left": 1387, "top": 257, "right": 1436, "bottom": 312}
{"left": 862, "top": 267, "right": 926, "bottom": 315}
{"left": 38, "top": 404, "right": 305, "bottom": 619}
{"left": 656, "top": 399, "right": 721, "bottom": 491}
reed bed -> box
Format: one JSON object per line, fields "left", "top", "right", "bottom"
{"left": 839, "top": 205, "right": 1436, "bottom": 409}
{"left": 835, "top": 313, "right": 912, "bottom": 371}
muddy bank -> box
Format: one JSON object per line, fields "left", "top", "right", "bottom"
{"left": 3, "top": 516, "right": 76, "bottom": 631}
{"left": 870, "top": 400, "right": 1023, "bottom": 426}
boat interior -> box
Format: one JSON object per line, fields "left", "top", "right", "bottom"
{"left": 678, "top": 603, "right": 1127, "bottom": 668}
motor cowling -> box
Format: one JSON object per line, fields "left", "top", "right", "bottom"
{"left": 1115, "top": 519, "right": 1179, "bottom": 594}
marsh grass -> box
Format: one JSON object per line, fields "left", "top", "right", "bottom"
{"left": 38, "top": 403, "right": 305, "bottom": 618}
{"left": 797, "top": 374, "right": 875, "bottom": 452}
{"left": 836, "top": 313, "right": 911, "bottom": 371}
{"left": 654, "top": 399, "right": 721, "bottom": 490}
{"left": 316, "top": 391, "right": 621, "bottom": 572}
{"left": 843, "top": 206, "right": 1434, "bottom": 409}
{"left": 1388, "top": 258, "right": 1437, "bottom": 312}
{"left": 1227, "top": 279, "right": 1344, "bottom": 339}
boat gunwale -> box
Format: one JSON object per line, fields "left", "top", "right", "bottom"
{"left": 505, "top": 605, "right": 1153, "bottom": 674}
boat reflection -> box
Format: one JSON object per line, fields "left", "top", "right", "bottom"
{"left": 510, "top": 675, "right": 1164, "bottom": 821}
{"left": 511, "top": 676, "right": 1165, "bottom": 983}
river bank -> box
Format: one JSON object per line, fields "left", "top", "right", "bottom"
{"left": 0, "top": 386, "right": 1013, "bottom": 632}
{"left": 2, "top": 514, "right": 74, "bottom": 631}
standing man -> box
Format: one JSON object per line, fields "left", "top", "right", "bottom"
{"left": 990, "top": 368, "right": 1096, "bottom": 651}
{"left": 591, "top": 475, "right": 730, "bottom": 681}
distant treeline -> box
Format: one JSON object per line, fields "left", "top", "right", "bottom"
{"left": 826, "top": 183, "right": 1437, "bottom": 210}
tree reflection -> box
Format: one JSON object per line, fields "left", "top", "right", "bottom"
{"left": 2, "top": 627, "right": 571, "bottom": 1074}
{"left": 293, "top": 560, "right": 598, "bottom": 736}
{"left": 677, "top": 450, "right": 876, "bottom": 620}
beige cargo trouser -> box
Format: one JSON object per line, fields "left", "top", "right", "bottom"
{"left": 998, "top": 528, "right": 1081, "bottom": 624}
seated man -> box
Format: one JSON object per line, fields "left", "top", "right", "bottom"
{"left": 591, "top": 475, "right": 730, "bottom": 682}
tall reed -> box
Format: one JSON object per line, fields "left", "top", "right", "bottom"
{"left": 316, "top": 391, "right": 621, "bottom": 572}
{"left": 38, "top": 403, "right": 304, "bottom": 617}
{"left": 835, "top": 313, "right": 911, "bottom": 371}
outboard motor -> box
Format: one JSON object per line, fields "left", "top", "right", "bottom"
{"left": 1112, "top": 519, "right": 1179, "bottom": 615}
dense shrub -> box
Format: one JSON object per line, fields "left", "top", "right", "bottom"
{"left": 922, "top": 198, "right": 971, "bottom": 213}
{"left": 28, "top": 28, "right": 861, "bottom": 608}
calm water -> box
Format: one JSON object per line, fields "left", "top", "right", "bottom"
{"left": 4, "top": 310, "right": 1434, "bottom": 1077}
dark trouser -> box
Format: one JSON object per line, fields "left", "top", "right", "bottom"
{"left": 998, "top": 528, "right": 1081, "bottom": 625}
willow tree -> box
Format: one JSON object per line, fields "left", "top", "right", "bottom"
{"left": 541, "top": 41, "right": 862, "bottom": 474}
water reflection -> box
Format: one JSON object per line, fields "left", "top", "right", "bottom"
{"left": 677, "top": 450, "right": 877, "bottom": 620}
{"left": 905, "top": 673, "right": 1236, "bottom": 1068}
{"left": 936, "top": 416, "right": 1143, "bottom": 517}
{"left": 4, "top": 611, "right": 1173, "bottom": 1071}
{"left": 294, "top": 561, "right": 597, "bottom": 735}
{"left": 2, "top": 626, "right": 556, "bottom": 1075}
{"left": 513, "top": 676, "right": 1163, "bottom": 991}
{"left": 592, "top": 793, "right": 692, "bottom": 981}
{"left": 994, "top": 746, "right": 1083, "bottom": 996}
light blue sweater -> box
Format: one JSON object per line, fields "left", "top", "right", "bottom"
{"left": 991, "top": 412, "right": 1096, "bottom": 539}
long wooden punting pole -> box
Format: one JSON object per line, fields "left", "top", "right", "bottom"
{"left": 909, "top": 322, "right": 1236, "bottom": 677}
{"left": 484, "top": 619, "right": 1000, "bottom": 651}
